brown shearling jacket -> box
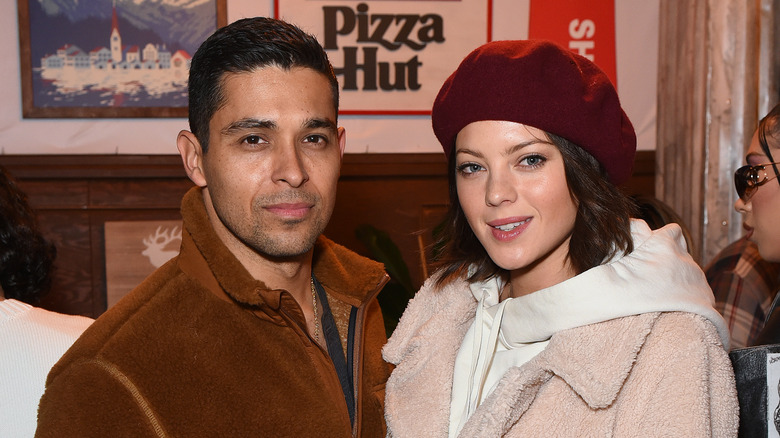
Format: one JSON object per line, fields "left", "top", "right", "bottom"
{"left": 35, "top": 187, "right": 391, "bottom": 437}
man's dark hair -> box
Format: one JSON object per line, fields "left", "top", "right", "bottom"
{"left": 187, "top": 17, "right": 339, "bottom": 153}
{"left": 0, "top": 166, "right": 56, "bottom": 304}
{"left": 432, "top": 132, "right": 636, "bottom": 287}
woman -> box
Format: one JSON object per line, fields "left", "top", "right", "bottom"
{"left": 729, "top": 103, "right": 780, "bottom": 436}
{"left": 0, "top": 166, "right": 93, "bottom": 436}
{"left": 734, "top": 103, "right": 780, "bottom": 345}
{"left": 734, "top": 104, "right": 780, "bottom": 264}
{"left": 383, "top": 40, "right": 738, "bottom": 437}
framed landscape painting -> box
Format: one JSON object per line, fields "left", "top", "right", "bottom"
{"left": 17, "top": 0, "right": 227, "bottom": 118}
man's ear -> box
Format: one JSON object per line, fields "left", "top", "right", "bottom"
{"left": 337, "top": 127, "right": 346, "bottom": 158}
{"left": 177, "top": 130, "right": 207, "bottom": 188}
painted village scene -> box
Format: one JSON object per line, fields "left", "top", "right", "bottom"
{"left": 29, "top": 0, "right": 218, "bottom": 108}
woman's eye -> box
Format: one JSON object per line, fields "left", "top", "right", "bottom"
{"left": 457, "top": 163, "right": 483, "bottom": 174}
{"left": 520, "top": 154, "right": 545, "bottom": 167}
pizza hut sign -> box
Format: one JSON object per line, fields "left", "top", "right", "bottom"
{"left": 276, "top": 0, "right": 488, "bottom": 114}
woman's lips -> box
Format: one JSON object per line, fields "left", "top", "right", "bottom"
{"left": 487, "top": 217, "right": 531, "bottom": 242}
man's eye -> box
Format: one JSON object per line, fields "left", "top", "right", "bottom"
{"left": 304, "top": 134, "right": 327, "bottom": 144}
{"left": 243, "top": 135, "right": 262, "bottom": 144}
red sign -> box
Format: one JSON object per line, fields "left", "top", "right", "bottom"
{"left": 529, "top": 0, "right": 617, "bottom": 86}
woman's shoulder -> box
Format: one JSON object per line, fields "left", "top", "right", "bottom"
{"left": 403, "top": 273, "right": 473, "bottom": 314}
{"left": 652, "top": 311, "right": 725, "bottom": 344}
{"left": 631, "top": 311, "right": 730, "bottom": 371}
{"left": 609, "top": 313, "right": 738, "bottom": 436}
{"left": 552, "top": 312, "right": 725, "bottom": 372}
{"left": 628, "top": 312, "right": 735, "bottom": 402}
{"left": 383, "top": 273, "right": 476, "bottom": 364}
{"left": 395, "top": 273, "right": 475, "bottom": 326}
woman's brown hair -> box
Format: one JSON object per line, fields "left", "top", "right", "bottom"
{"left": 431, "top": 131, "right": 636, "bottom": 287}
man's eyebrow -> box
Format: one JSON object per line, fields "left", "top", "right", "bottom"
{"left": 220, "top": 118, "right": 336, "bottom": 135}
{"left": 305, "top": 118, "right": 337, "bottom": 131}
{"left": 221, "top": 118, "right": 276, "bottom": 135}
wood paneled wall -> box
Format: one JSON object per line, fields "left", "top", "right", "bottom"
{"left": 0, "top": 151, "right": 654, "bottom": 318}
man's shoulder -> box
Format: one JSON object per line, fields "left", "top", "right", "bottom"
{"left": 314, "top": 235, "right": 388, "bottom": 301}
{"left": 47, "top": 261, "right": 198, "bottom": 377}
{"left": 315, "top": 234, "right": 382, "bottom": 269}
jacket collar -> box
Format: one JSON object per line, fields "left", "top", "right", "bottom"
{"left": 177, "top": 187, "right": 387, "bottom": 310}
{"left": 451, "top": 312, "right": 660, "bottom": 437}
{"left": 386, "top": 276, "right": 659, "bottom": 409}
{"left": 536, "top": 312, "right": 659, "bottom": 408}
{"left": 385, "top": 277, "right": 662, "bottom": 437}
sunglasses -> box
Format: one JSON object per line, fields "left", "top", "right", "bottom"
{"left": 734, "top": 161, "right": 780, "bottom": 201}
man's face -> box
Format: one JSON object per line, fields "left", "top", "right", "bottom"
{"left": 198, "top": 66, "right": 345, "bottom": 260}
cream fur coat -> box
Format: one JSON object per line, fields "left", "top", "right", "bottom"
{"left": 384, "top": 224, "right": 739, "bottom": 437}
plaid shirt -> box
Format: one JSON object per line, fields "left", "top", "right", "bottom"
{"left": 704, "top": 236, "right": 780, "bottom": 349}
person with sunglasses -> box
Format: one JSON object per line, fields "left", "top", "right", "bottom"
{"left": 728, "top": 103, "right": 780, "bottom": 345}
{"left": 735, "top": 103, "right": 780, "bottom": 262}
{"left": 725, "top": 104, "right": 780, "bottom": 436}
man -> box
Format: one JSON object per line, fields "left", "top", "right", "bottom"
{"left": 36, "top": 17, "right": 390, "bottom": 437}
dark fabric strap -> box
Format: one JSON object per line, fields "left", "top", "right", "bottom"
{"left": 313, "top": 275, "right": 355, "bottom": 426}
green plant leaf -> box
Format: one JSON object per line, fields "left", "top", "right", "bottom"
{"left": 355, "top": 224, "right": 414, "bottom": 297}
{"left": 355, "top": 224, "right": 416, "bottom": 336}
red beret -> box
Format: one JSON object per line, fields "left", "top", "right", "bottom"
{"left": 432, "top": 40, "right": 637, "bottom": 185}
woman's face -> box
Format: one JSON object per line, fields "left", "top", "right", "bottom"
{"left": 455, "top": 120, "right": 578, "bottom": 295}
{"left": 735, "top": 129, "right": 780, "bottom": 262}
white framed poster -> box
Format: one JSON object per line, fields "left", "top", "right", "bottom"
{"left": 275, "top": 0, "right": 490, "bottom": 114}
